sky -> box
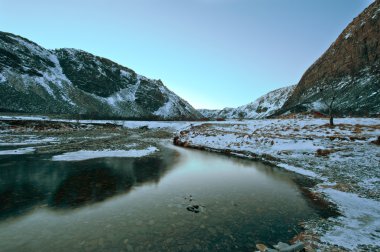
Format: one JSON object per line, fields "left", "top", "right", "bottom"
{"left": 0, "top": 0, "right": 374, "bottom": 109}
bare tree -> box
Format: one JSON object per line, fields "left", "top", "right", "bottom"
{"left": 319, "top": 82, "right": 339, "bottom": 126}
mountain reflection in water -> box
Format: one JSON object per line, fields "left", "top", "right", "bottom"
{"left": 0, "top": 148, "right": 178, "bottom": 219}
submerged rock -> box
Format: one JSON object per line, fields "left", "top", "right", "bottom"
{"left": 255, "top": 241, "right": 304, "bottom": 252}
{"left": 186, "top": 205, "right": 200, "bottom": 213}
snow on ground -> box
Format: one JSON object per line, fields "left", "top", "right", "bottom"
{"left": 277, "top": 163, "right": 319, "bottom": 178}
{"left": 175, "top": 117, "right": 380, "bottom": 250}
{"left": 0, "top": 147, "right": 35, "bottom": 155}
{"left": 0, "top": 115, "right": 51, "bottom": 121}
{"left": 0, "top": 115, "right": 195, "bottom": 131}
{"left": 319, "top": 188, "right": 380, "bottom": 250}
{"left": 52, "top": 146, "right": 158, "bottom": 161}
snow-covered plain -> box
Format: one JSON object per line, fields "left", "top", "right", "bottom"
{"left": 175, "top": 117, "right": 380, "bottom": 250}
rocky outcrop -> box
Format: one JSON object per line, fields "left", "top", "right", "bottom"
{"left": 282, "top": 1, "right": 380, "bottom": 116}
{"left": 0, "top": 32, "right": 202, "bottom": 120}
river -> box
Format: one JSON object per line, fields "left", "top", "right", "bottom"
{"left": 0, "top": 144, "right": 335, "bottom": 251}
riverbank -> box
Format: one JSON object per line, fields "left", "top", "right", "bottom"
{"left": 0, "top": 117, "right": 185, "bottom": 157}
{"left": 174, "top": 118, "right": 380, "bottom": 251}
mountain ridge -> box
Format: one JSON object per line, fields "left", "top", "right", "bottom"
{"left": 198, "top": 85, "right": 295, "bottom": 119}
{"left": 0, "top": 31, "right": 203, "bottom": 120}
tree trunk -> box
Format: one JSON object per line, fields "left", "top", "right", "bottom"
{"left": 329, "top": 115, "right": 334, "bottom": 126}
{"left": 328, "top": 106, "right": 334, "bottom": 126}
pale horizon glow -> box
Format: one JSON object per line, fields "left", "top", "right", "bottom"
{"left": 0, "top": 0, "right": 374, "bottom": 109}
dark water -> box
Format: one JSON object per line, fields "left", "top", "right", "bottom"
{"left": 0, "top": 145, "right": 335, "bottom": 251}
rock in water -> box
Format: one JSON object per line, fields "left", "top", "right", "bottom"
{"left": 256, "top": 243, "right": 268, "bottom": 252}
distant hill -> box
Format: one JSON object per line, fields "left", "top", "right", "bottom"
{"left": 198, "top": 85, "right": 295, "bottom": 119}
{"left": 0, "top": 32, "right": 202, "bottom": 120}
{"left": 281, "top": 0, "right": 380, "bottom": 116}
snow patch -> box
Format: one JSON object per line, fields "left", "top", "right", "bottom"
{"left": 120, "top": 69, "right": 131, "bottom": 78}
{"left": 46, "top": 53, "right": 72, "bottom": 86}
{"left": 0, "top": 115, "right": 51, "bottom": 121}
{"left": 8, "top": 35, "right": 74, "bottom": 104}
{"left": 52, "top": 146, "right": 158, "bottom": 161}
{"left": 31, "top": 75, "right": 56, "bottom": 97}
{"left": 0, "top": 136, "right": 58, "bottom": 146}
{"left": 10, "top": 36, "right": 48, "bottom": 58}
{"left": 358, "top": 178, "right": 380, "bottom": 190}
{"left": 0, "top": 73, "right": 6, "bottom": 83}
{"left": 105, "top": 84, "right": 140, "bottom": 107}
{"left": 344, "top": 32, "right": 352, "bottom": 40}
{"left": 271, "top": 140, "right": 320, "bottom": 152}
{"left": 97, "top": 66, "right": 106, "bottom": 76}
{"left": 0, "top": 147, "right": 35, "bottom": 155}
{"left": 154, "top": 100, "right": 174, "bottom": 117}
{"left": 372, "top": 7, "right": 380, "bottom": 19}
{"left": 277, "top": 163, "right": 318, "bottom": 178}
{"left": 104, "top": 76, "right": 143, "bottom": 105}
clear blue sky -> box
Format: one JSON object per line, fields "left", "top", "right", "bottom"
{"left": 0, "top": 0, "right": 373, "bottom": 109}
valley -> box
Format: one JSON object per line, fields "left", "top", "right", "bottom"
{"left": 0, "top": 1, "right": 379, "bottom": 251}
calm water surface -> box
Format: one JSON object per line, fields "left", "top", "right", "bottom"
{"left": 0, "top": 145, "right": 334, "bottom": 251}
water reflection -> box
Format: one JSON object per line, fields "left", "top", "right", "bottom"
{"left": 51, "top": 167, "right": 129, "bottom": 208}
{"left": 0, "top": 183, "right": 45, "bottom": 219}
{"left": 0, "top": 148, "right": 178, "bottom": 218}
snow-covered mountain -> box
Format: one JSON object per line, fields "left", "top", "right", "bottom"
{"left": 198, "top": 85, "right": 295, "bottom": 119}
{"left": 197, "top": 109, "right": 224, "bottom": 119}
{"left": 281, "top": 1, "right": 380, "bottom": 116}
{"left": 0, "top": 31, "right": 202, "bottom": 120}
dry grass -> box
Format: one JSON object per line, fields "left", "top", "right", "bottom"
{"left": 371, "top": 136, "right": 380, "bottom": 145}
{"left": 316, "top": 149, "right": 337, "bottom": 157}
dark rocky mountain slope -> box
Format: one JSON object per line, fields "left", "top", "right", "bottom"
{"left": 281, "top": 0, "right": 380, "bottom": 116}
{"left": 0, "top": 32, "right": 202, "bottom": 120}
